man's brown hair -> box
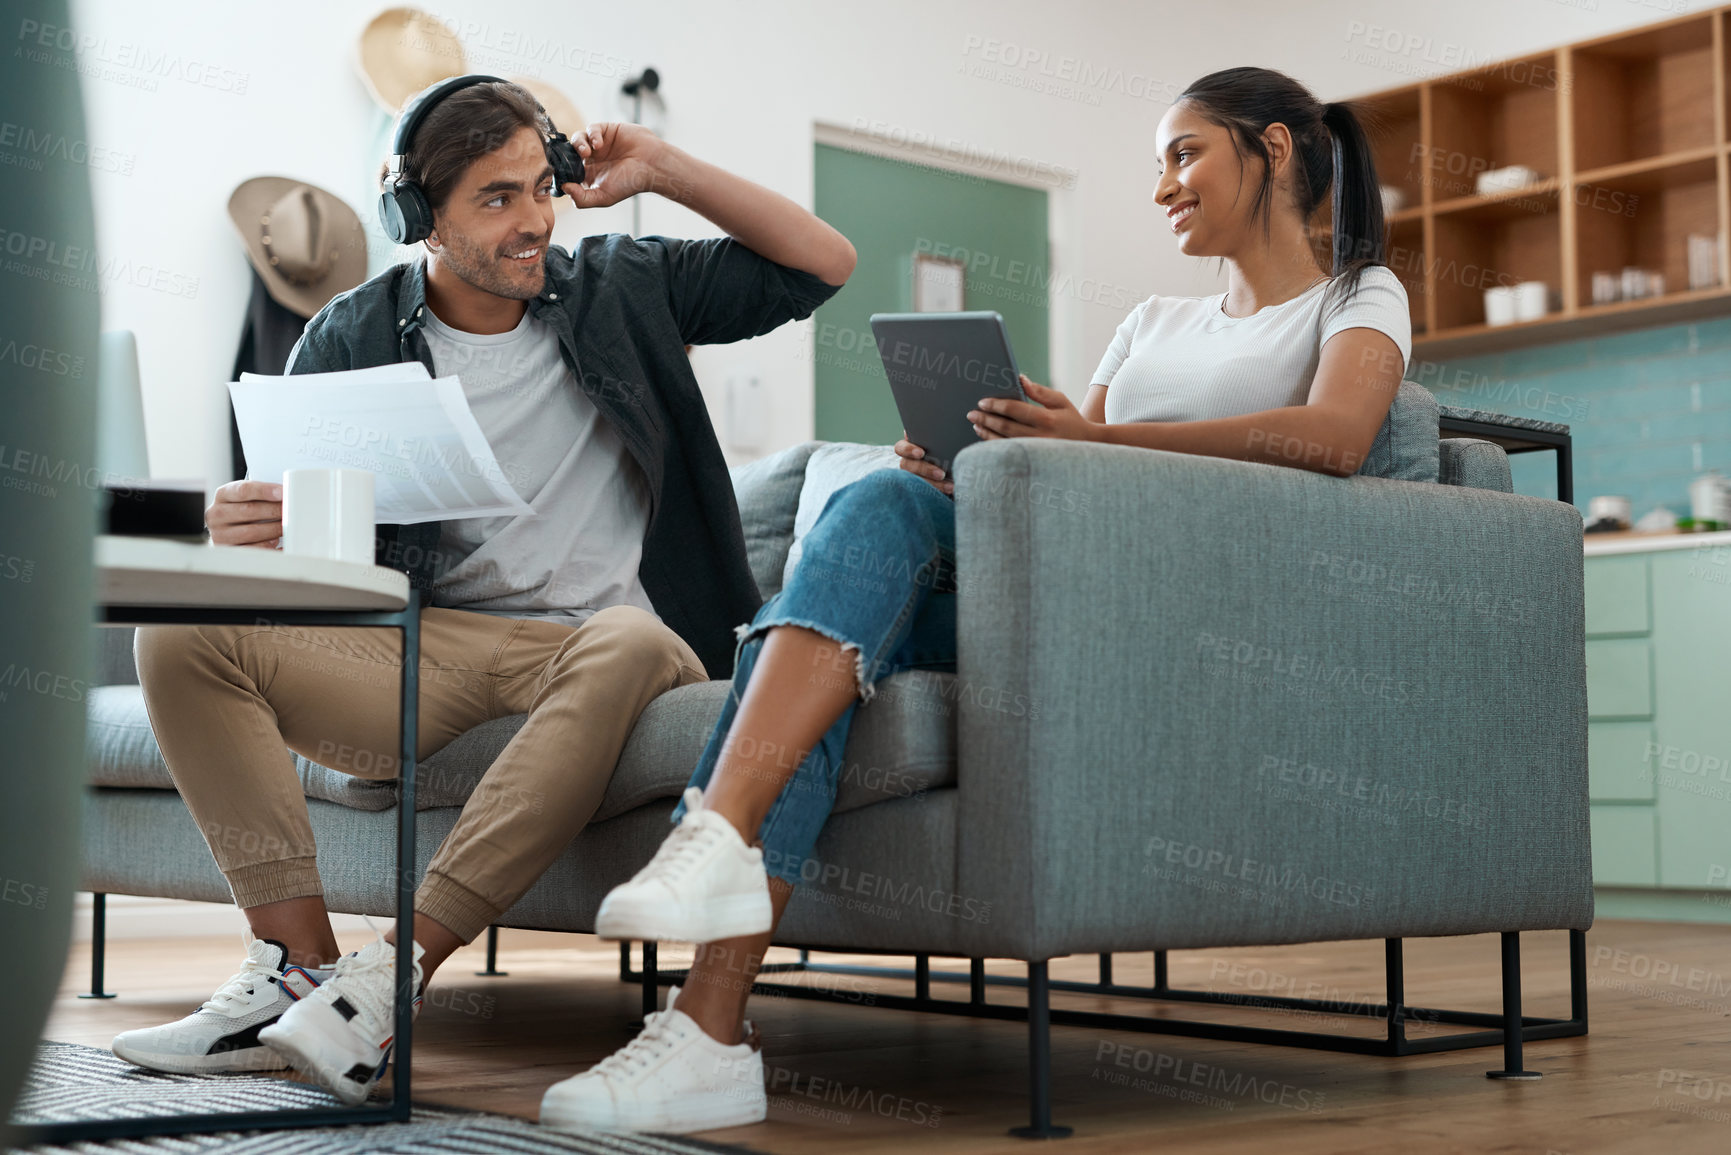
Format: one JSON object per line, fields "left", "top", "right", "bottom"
{"left": 382, "top": 80, "right": 550, "bottom": 214}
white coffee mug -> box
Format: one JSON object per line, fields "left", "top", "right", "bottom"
{"left": 1483, "top": 286, "right": 1516, "bottom": 327}
{"left": 1513, "top": 281, "right": 1548, "bottom": 322}
{"left": 282, "top": 468, "right": 375, "bottom": 565}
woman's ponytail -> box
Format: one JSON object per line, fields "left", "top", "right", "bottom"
{"left": 1321, "top": 101, "right": 1384, "bottom": 298}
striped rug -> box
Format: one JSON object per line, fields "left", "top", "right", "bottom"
{"left": 11, "top": 1042, "right": 755, "bottom": 1154}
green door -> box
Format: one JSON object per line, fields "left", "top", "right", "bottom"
{"left": 812, "top": 143, "right": 1050, "bottom": 444}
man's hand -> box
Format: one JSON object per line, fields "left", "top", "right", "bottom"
{"left": 894, "top": 434, "right": 952, "bottom": 495}
{"left": 206, "top": 480, "right": 283, "bottom": 548}
{"left": 565, "top": 125, "right": 855, "bottom": 285}
{"left": 564, "top": 122, "right": 683, "bottom": 209}
{"left": 969, "top": 376, "right": 1100, "bottom": 442}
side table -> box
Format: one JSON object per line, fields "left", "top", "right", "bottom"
{"left": 15, "top": 536, "right": 422, "bottom": 1143}
{"left": 1438, "top": 404, "right": 1574, "bottom": 505}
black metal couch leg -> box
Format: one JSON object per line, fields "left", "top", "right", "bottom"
{"left": 474, "top": 925, "right": 508, "bottom": 976}
{"left": 78, "top": 892, "right": 116, "bottom": 999}
{"left": 1009, "top": 961, "right": 1073, "bottom": 1139}
{"left": 640, "top": 941, "right": 659, "bottom": 1023}
{"left": 1486, "top": 931, "right": 1541, "bottom": 1080}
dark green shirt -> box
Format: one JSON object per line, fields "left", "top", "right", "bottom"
{"left": 285, "top": 234, "right": 841, "bottom": 677}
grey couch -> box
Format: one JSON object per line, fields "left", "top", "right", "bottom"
{"left": 81, "top": 383, "right": 1590, "bottom": 1133}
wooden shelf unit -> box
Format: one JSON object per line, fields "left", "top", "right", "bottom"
{"left": 1346, "top": 6, "right": 1731, "bottom": 359}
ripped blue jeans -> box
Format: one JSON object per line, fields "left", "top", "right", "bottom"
{"left": 671, "top": 467, "right": 958, "bottom": 886}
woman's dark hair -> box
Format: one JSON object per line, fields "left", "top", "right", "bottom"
{"left": 1176, "top": 67, "right": 1385, "bottom": 302}
{"left": 381, "top": 80, "right": 551, "bottom": 213}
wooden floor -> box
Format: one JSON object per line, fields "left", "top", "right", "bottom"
{"left": 38, "top": 920, "right": 1731, "bottom": 1153}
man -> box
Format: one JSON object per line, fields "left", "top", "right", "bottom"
{"left": 116, "top": 77, "right": 854, "bottom": 1106}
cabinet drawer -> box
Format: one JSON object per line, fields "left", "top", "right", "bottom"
{"left": 1586, "top": 638, "right": 1654, "bottom": 719}
{"left": 1589, "top": 721, "right": 1657, "bottom": 801}
{"left": 1590, "top": 804, "right": 1657, "bottom": 885}
{"left": 1584, "top": 555, "right": 1650, "bottom": 636}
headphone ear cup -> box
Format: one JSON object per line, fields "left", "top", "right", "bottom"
{"left": 547, "top": 136, "right": 585, "bottom": 197}
{"left": 379, "top": 183, "right": 433, "bottom": 245}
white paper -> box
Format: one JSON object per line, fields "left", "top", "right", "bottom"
{"left": 228, "top": 363, "right": 535, "bottom": 525}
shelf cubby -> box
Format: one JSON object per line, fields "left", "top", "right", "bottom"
{"left": 1575, "top": 153, "right": 1721, "bottom": 307}
{"left": 1431, "top": 187, "right": 1562, "bottom": 331}
{"left": 1572, "top": 16, "right": 1716, "bottom": 171}
{"left": 1429, "top": 54, "right": 1560, "bottom": 203}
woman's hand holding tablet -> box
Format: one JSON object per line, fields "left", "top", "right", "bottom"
{"left": 967, "top": 376, "right": 1098, "bottom": 442}
{"left": 894, "top": 434, "right": 952, "bottom": 495}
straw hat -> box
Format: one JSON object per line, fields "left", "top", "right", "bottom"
{"left": 227, "top": 178, "right": 368, "bottom": 319}
{"left": 356, "top": 7, "right": 466, "bottom": 112}
{"left": 510, "top": 75, "right": 585, "bottom": 136}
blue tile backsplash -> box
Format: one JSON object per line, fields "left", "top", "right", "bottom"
{"left": 1418, "top": 316, "right": 1731, "bottom": 517}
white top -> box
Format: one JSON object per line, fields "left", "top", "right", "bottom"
{"left": 421, "top": 306, "right": 656, "bottom": 627}
{"left": 1095, "top": 266, "right": 1412, "bottom": 425}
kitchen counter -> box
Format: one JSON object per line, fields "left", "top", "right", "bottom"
{"left": 1582, "top": 529, "right": 1731, "bottom": 557}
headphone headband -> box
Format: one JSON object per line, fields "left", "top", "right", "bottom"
{"left": 384, "top": 73, "right": 511, "bottom": 189}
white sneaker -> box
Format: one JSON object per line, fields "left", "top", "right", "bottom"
{"left": 257, "top": 935, "right": 423, "bottom": 1105}
{"left": 111, "top": 938, "right": 331, "bottom": 1074}
{"left": 540, "top": 986, "right": 766, "bottom": 1133}
{"left": 595, "top": 787, "right": 773, "bottom": 942}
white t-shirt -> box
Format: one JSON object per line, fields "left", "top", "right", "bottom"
{"left": 421, "top": 306, "right": 656, "bottom": 626}
{"left": 1095, "top": 266, "right": 1412, "bottom": 425}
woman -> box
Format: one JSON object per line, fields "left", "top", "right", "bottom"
{"left": 540, "top": 66, "right": 1412, "bottom": 1134}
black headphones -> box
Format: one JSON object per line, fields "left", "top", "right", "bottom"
{"left": 378, "top": 73, "right": 586, "bottom": 246}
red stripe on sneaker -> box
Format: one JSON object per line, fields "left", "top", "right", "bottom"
{"left": 280, "top": 966, "right": 322, "bottom": 999}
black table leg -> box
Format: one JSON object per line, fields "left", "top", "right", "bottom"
{"left": 388, "top": 594, "right": 420, "bottom": 1119}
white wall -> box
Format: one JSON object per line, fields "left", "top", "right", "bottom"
{"left": 67, "top": 0, "right": 1677, "bottom": 486}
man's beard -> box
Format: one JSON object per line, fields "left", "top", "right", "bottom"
{"left": 435, "top": 228, "right": 546, "bottom": 300}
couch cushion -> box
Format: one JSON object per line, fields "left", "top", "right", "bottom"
{"left": 782, "top": 442, "right": 901, "bottom": 589}
{"left": 87, "top": 671, "right": 959, "bottom": 819}
{"left": 1354, "top": 381, "right": 1439, "bottom": 483}
{"left": 88, "top": 684, "right": 407, "bottom": 811}
{"left": 1439, "top": 437, "right": 1514, "bottom": 493}
{"left": 728, "top": 440, "right": 821, "bottom": 601}
{"left": 88, "top": 685, "right": 175, "bottom": 790}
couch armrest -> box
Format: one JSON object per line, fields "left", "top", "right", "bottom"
{"left": 948, "top": 438, "right": 1589, "bottom": 960}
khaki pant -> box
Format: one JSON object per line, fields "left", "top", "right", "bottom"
{"left": 133, "top": 604, "right": 708, "bottom": 943}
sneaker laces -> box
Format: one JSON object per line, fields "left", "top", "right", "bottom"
{"left": 637, "top": 788, "right": 733, "bottom": 884}
{"left": 200, "top": 941, "right": 288, "bottom": 1015}
{"left": 309, "top": 923, "right": 418, "bottom": 1037}
{"left": 586, "top": 1010, "right": 685, "bottom": 1081}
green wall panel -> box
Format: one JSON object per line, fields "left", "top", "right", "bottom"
{"left": 812, "top": 144, "right": 1049, "bottom": 445}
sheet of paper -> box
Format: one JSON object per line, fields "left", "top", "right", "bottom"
{"left": 229, "top": 365, "right": 535, "bottom": 525}
{"left": 240, "top": 361, "right": 434, "bottom": 387}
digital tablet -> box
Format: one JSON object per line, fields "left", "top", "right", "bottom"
{"left": 869, "top": 311, "right": 1027, "bottom": 475}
